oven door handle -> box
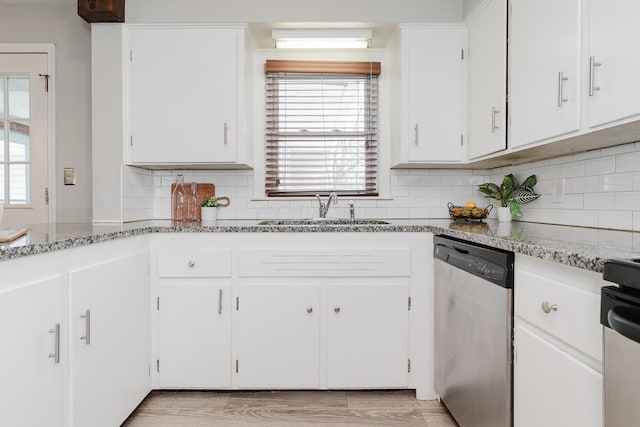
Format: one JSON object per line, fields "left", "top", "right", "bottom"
{"left": 608, "top": 306, "right": 640, "bottom": 344}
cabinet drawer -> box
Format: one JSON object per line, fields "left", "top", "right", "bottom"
{"left": 157, "top": 248, "right": 231, "bottom": 278}
{"left": 237, "top": 248, "right": 411, "bottom": 277}
{"left": 515, "top": 268, "right": 601, "bottom": 362}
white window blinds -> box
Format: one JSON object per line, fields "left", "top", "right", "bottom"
{"left": 265, "top": 60, "right": 380, "bottom": 197}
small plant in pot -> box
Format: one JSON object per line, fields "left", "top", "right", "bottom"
{"left": 477, "top": 174, "right": 540, "bottom": 221}
{"left": 200, "top": 196, "right": 227, "bottom": 221}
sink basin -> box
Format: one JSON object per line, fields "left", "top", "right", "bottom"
{"left": 257, "top": 219, "right": 390, "bottom": 226}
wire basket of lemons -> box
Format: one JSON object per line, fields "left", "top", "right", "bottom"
{"left": 447, "top": 201, "right": 493, "bottom": 221}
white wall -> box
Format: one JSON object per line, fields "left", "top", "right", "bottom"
{"left": 0, "top": 5, "right": 92, "bottom": 223}
{"left": 126, "top": 0, "right": 463, "bottom": 23}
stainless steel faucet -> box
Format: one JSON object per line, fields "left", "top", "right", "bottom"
{"left": 316, "top": 193, "right": 338, "bottom": 218}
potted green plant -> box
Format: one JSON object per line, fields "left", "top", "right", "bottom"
{"left": 200, "top": 196, "right": 224, "bottom": 221}
{"left": 477, "top": 174, "right": 540, "bottom": 221}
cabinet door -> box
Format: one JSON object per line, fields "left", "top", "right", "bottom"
{"left": 327, "top": 284, "right": 409, "bottom": 388}
{"left": 158, "top": 283, "right": 232, "bottom": 388}
{"left": 514, "top": 324, "right": 602, "bottom": 427}
{"left": 69, "top": 252, "right": 150, "bottom": 427}
{"left": 467, "top": 0, "right": 507, "bottom": 159}
{"left": 237, "top": 284, "right": 321, "bottom": 388}
{"left": 129, "top": 27, "right": 238, "bottom": 164}
{"left": 406, "top": 28, "right": 464, "bottom": 162}
{"left": 0, "top": 276, "right": 64, "bottom": 427}
{"left": 587, "top": 0, "right": 640, "bottom": 128}
{"left": 509, "top": 0, "right": 581, "bottom": 148}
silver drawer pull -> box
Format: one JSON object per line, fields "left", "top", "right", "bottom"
{"left": 188, "top": 260, "right": 195, "bottom": 268}
{"left": 541, "top": 301, "right": 558, "bottom": 314}
{"left": 218, "top": 289, "right": 223, "bottom": 315}
{"left": 334, "top": 307, "right": 341, "bottom": 313}
{"left": 49, "top": 323, "right": 60, "bottom": 364}
{"left": 81, "top": 309, "right": 91, "bottom": 345}
{"left": 306, "top": 306, "right": 313, "bottom": 314}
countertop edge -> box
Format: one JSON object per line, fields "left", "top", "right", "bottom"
{"left": 0, "top": 221, "right": 635, "bottom": 273}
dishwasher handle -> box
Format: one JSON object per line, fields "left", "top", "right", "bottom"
{"left": 608, "top": 306, "right": 640, "bottom": 344}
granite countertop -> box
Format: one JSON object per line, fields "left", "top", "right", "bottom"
{"left": 1, "top": 219, "right": 639, "bottom": 272}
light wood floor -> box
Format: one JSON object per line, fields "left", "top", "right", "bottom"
{"left": 122, "top": 390, "right": 459, "bottom": 427}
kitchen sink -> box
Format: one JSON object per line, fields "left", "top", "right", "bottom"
{"left": 257, "top": 219, "right": 390, "bottom": 226}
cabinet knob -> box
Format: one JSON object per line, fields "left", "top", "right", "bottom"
{"left": 334, "top": 306, "right": 341, "bottom": 313}
{"left": 541, "top": 301, "right": 558, "bottom": 314}
{"left": 187, "top": 260, "right": 195, "bottom": 268}
{"left": 306, "top": 306, "right": 313, "bottom": 314}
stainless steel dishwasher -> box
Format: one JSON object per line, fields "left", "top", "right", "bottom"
{"left": 433, "top": 235, "right": 515, "bottom": 427}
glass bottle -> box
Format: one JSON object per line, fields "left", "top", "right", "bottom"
{"left": 171, "top": 174, "right": 186, "bottom": 222}
{"left": 187, "top": 181, "right": 200, "bottom": 222}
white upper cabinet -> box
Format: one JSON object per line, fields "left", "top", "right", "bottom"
{"left": 393, "top": 25, "right": 466, "bottom": 165}
{"left": 586, "top": 0, "right": 640, "bottom": 128}
{"left": 466, "top": 0, "right": 507, "bottom": 159}
{"left": 508, "top": 0, "right": 581, "bottom": 149}
{"left": 127, "top": 25, "right": 251, "bottom": 167}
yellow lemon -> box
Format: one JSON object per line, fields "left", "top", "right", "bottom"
{"left": 465, "top": 201, "right": 476, "bottom": 208}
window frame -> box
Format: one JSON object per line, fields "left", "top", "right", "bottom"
{"left": 252, "top": 49, "right": 390, "bottom": 201}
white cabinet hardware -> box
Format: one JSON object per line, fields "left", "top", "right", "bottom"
{"left": 541, "top": 301, "right": 558, "bottom": 314}
{"left": 80, "top": 309, "right": 91, "bottom": 345}
{"left": 557, "top": 72, "right": 569, "bottom": 107}
{"left": 588, "top": 56, "right": 601, "bottom": 96}
{"left": 49, "top": 323, "right": 60, "bottom": 364}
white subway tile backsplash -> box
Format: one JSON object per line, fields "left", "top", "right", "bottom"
{"left": 601, "top": 173, "right": 634, "bottom": 192}
{"left": 614, "top": 192, "right": 640, "bottom": 211}
{"left": 121, "top": 142, "right": 640, "bottom": 231}
{"left": 598, "top": 210, "right": 633, "bottom": 230}
{"left": 584, "top": 193, "right": 615, "bottom": 210}
{"left": 616, "top": 151, "right": 640, "bottom": 173}
{"left": 584, "top": 156, "right": 616, "bottom": 176}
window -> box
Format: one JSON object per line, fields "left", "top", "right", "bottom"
{"left": 265, "top": 60, "right": 380, "bottom": 197}
{"left": 0, "top": 76, "right": 30, "bottom": 205}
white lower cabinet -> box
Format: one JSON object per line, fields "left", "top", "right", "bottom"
{"left": 158, "top": 283, "right": 232, "bottom": 388}
{"left": 237, "top": 284, "right": 321, "bottom": 388}
{"left": 0, "top": 275, "right": 65, "bottom": 427}
{"left": 514, "top": 254, "right": 605, "bottom": 427}
{"left": 151, "top": 232, "right": 432, "bottom": 396}
{"left": 68, "top": 252, "right": 150, "bottom": 427}
{"left": 514, "top": 324, "right": 602, "bottom": 427}
{"left": 327, "top": 284, "right": 409, "bottom": 388}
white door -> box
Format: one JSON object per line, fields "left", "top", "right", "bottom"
{"left": 0, "top": 53, "right": 49, "bottom": 224}
{"left": 0, "top": 275, "right": 64, "bottom": 427}
{"left": 587, "top": 0, "right": 640, "bottom": 128}
{"left": 406, "top": 28, "right": 464, "bottom": 162}
{"left": 129, "top": 28, "right": 238, "bottom": 164}
{"left": 514, "top": 323, "right": 602, "bottom": 427}
{"left": 237, "top": 284, "right": 321, "bottom": 388}
{"left": 508, "top": 0, "right": 581, "bottom": 148}
{"left": 158, "top": 283, "right": 232, "bottom": 388}
{"left": 326, "top": 284, "right": 409, "bottom": 387}
{"left": 69, "top": 252, "right": 150, "bottom": 427}
{"left": 467, "top": 0, "right": 507, "bottom": 159}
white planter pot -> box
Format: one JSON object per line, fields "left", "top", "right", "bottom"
{"left": 497, "top": 206, "right": 512, "bottom": 222}
{"left": 201, "top": 207, "right": 217, "bottom": 222}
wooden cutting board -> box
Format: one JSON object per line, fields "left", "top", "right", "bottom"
{"left": 170, "top": 183, "right": 215, "bottom": 220}
{"left": 0, "top": 228, "right": 28, "bottom": 243}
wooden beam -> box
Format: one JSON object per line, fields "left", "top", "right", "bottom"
{"left": 78, "top": 0, "right": 125, "bottom": 23}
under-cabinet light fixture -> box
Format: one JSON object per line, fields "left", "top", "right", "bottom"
{"left": 272, "top": 29, "right": 372, "bottom": 49}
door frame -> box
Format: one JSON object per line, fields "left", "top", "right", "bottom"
{"left": 0, "top": 43, "right": 56, "bottom": 223}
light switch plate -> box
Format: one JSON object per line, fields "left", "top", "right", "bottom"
{"left": 64, "top": 167, "right": 76, "bottom": 185}
{"left": 552, "top": 178, "right": 564, "bottom": 203}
